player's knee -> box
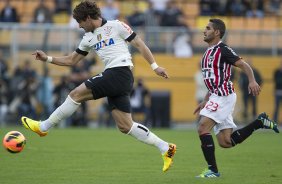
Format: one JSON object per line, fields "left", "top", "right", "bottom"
{"left": 218, "top": 139, "right": 232, "bottom": 148}
{"left": 198, "top": 124, "right": 209, "bottom": 135}
{"left": 198, "top": 129, "right": 205, "bottom": 135}
{"left": 117, "top": 123, "right": 131, "bottom": 134}
{"left": 69, "top": 89, "right": 80, "bottom": 102}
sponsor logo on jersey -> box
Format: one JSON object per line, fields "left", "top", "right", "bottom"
{"left": 88, "top": 37, "right": 94, "bottom": 42}
{"left": 94, "top": 38, "right": 115, "bottom": 51}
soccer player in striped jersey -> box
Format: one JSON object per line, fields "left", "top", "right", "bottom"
{"left": 194, "top": 18, "right": 279, "bottom": 178}
{"left": 21, "top": 0, "right": 176, "bottom": 172}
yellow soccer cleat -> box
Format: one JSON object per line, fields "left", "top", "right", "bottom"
{"left": 162, "top": 143, "right": 177, "bottom": 172}
{"left": 21, "top": 116, "right": 48, "bottom": 137}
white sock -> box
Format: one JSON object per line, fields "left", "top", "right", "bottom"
{"left": 40, "top": 95, "right": 81, "bottom": 132}
{"left": 128, "top": 122, "right": 169, "bottom": 154}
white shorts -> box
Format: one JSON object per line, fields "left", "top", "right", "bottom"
{"left": 200, "top": 93, "right": 237, "bottom": 135}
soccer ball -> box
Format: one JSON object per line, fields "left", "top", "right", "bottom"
{"left": 2, "top": 131, "right": 26, "bottom": 153}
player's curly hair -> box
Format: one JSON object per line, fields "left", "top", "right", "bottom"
{"left": 73, "top": 0, "right": 101, "bottom": 23}
{"left": 209, "top": 19, "right": 226, "bottom": 39}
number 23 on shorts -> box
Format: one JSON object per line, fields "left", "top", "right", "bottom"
{"left": 205, "top": 101, "right": 219, "bottom": 112}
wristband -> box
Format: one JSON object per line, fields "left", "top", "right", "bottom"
{"left": 151, "top": 62, "right": 159, "bottom": 70}
{"left": 46, "top": 56, "right": 53, "bottom": 63}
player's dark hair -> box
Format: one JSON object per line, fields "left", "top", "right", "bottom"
{"left": 209, "top": 19, "right": 226, "bottom": 39}
{"left": 73, "top": 0, "right": 101, "bottom": 22}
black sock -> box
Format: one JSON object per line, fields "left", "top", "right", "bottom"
{"left": 231, "top": 119, "right": 263, "bottom": 146}
{"left": 200, "top": 133, "right": 218, "bottom": 173}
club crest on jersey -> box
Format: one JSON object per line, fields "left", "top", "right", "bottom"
{"left": 97, "top": 34, "right": 102, "bottom": 41}
{"left": 104, "top": 26, "right": 113, "bottom": 36}
{"left": 94, "top": 38, "right": 115, "bottom": 51}
{"left": 208, "top": 56, "right": 214, "bottom": 66}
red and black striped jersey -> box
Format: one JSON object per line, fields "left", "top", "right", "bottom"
{"left": 201, "top": 41, "right": 240, "bottom": 96}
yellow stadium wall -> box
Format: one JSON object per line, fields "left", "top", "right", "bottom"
{"left": 7, "top": 52, "right": 282, "bottom": 124}
{"left": 132, "top": 54, "right": 282, "bottom": 124}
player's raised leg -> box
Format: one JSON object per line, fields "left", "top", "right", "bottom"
{"left": 21, "top": 95, "right": 80, "bottom": 136}
{"left": 21, "top": 83, "right": 94, "bottom": 136}
{"left": 231, "top": 112, "right": 279, "bottom": 146}
{"left": 112, "top": 109, "right": 177, "bottom": 172}
{"left": 162, "top": 143, "right": 177, "bottom": 172}
{"left": 258, "top": 112, "right": 279, "bottom": 133}
{"left": 21, "top": 116, "right": 48, "bottom": 137}
{"left": 128, "top": 122, "right": 176, "bottom": 172}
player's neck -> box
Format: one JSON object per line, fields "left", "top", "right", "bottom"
{"left": 208, "top": 39, "right": 221, "bottom": 47}
{"left": 92, "top": 18, "right": 103, "bottom": 30}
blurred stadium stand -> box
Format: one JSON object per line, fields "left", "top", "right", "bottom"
{"left": 1, "top": 0, "right": 282, "bottom": 125}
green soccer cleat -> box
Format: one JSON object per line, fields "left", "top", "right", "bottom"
{"left": 257, "top": 112, "right": 279, "bottom": 133}
{"left": 21, "top": 116, "right": 48, "bottom": 137}
{"left": 162, "top": 143, "right": 177, "bottom": 172}
{"left": 196, "top": 168, "right": 220, "bottom": 178}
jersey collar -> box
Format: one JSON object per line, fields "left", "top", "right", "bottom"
{"left": 101, "top": 18, "right": 107, "bottom": 26}
{"left": 208, "top": 40, "right": 222, "bottom": 49}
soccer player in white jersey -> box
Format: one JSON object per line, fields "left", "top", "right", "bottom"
{"left": 21, "top": 0, "right": 176, "bottom": 172}
{"left": 194, "top": 18, "right": 279, "bottom": 178}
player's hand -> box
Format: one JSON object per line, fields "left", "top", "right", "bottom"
{"left": 248, "top": 81, "right": 261, "bottom": 96}
{"left": 154, "top": 67, "right": 169, "bottom": 79}
{"left": 32, "top": 50, "right": 48, "bottom": 62}
{"left": 193, "top": 101, "right": 207, "bottom": 115}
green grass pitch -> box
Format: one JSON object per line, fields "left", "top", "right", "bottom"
{"left": 0, "top": 126, "right": 281, "bottom": 184}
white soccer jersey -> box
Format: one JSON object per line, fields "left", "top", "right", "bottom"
{"left": 77, "top": 19, "right": 135, "bottom": 70}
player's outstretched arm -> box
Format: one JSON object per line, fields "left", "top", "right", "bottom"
{"left": 130, "top": 36, "right": 169, "bottom": 79}
{"left": 32, "top": 50, "right": 85, "bottom": 66}
{"left": 32, "top": 50, "right": 48, "bottom": 61}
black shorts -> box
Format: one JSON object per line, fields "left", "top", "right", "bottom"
{"left": 84, "top": 66, "right": 134, "bottom": 113}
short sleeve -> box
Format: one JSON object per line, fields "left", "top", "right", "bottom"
{"left": 221, "top": 46, "right": 241, "bottom": 65}
{"left": 77, "top": 35, "right": 92, "bottom": 54}
{"left": 116, "top": 20, "right": 135, "bottom": 40}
